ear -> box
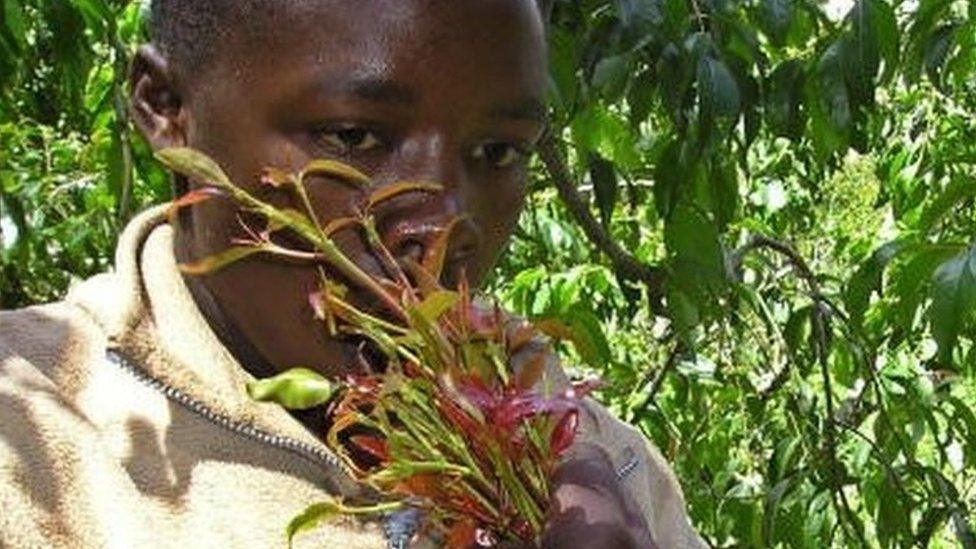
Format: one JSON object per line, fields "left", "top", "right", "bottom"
{"left": 129, "top": 44, "right": 187, "bottom": 150}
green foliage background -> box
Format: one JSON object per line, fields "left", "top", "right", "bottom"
{"left": 1, "top": 0, "right": 975, "bottom": 546}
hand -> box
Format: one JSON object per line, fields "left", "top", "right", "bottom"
{"left": 539, "top": 442, "right": 657, "bottom": 549}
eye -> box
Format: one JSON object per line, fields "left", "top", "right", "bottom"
{"left": 318, "top": 125, "right": 382, "bottom": 153}
{"left": 472, "top": 141, "right": 527, "bottom": 169}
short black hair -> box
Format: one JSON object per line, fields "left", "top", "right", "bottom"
{"left": 149, "top": 0, "right": 551, "bottom": 72}
{"left": 149, "top": 0, "right": 273, "bottom": 71}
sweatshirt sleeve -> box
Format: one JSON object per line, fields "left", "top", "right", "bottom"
{"left": 576, "top": 399, "right": 708, "bottom": 549}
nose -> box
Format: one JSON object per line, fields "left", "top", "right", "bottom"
{"left": 373, "top": 134, "right": 482, "bottom": 282}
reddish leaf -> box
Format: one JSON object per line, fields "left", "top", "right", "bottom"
{"left": 167, "top": 187, "right": 223, "bottom": 222}
{"left": 394, "top": 474, "right": 442, "bottom": 500}
{"left": 550, "top": 410, "right": 579, "bottom": 457}
{"left": 437, "top": 397, "right": 482, "bottom": 441}
{"left": 510, "top": 518, "right": 534, "bottom": 542}
{"left": 446, "top": 520, "right": 478, "bottom": 548}
{"left": 422, "top": 217, "right": 462, "bottom": 281}
{"left": 349, "top": 435, "right": 390, "bottom": 462}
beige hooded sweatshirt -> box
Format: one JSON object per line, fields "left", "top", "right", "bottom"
{"left": 0, "top": 206, "right": 704, "bottom": 548}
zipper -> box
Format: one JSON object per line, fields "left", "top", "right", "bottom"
{"left": 107, "top": 347, "right": 428, "bottom": 548}
{"left": 106, "top": 348, "right": 351, "bottom": 480}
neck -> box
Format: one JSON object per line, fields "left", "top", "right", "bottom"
{"left": 174, "top": 229, "right": 279, "bottom": 380}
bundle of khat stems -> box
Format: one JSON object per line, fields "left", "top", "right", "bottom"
{"left": 157, "top": 148, "right": 599, "bottom": 548}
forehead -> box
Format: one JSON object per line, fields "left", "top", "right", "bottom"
{"left": 199, "top": 0, "right": 547, "bottom": 105}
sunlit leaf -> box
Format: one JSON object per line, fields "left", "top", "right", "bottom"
{"left": 155, "top": 148, "right": 232, "bottom": 188}
{"left": 301, "top": 159, "right": 372, "bottom": 187}
{"left": 178, "top": 246, "right": 262, "bottom": 275}
{"left": 416, "top": 290, "right": 459, "bottom": 322}
{"left": 286, "top": 500, "right": 344, "bottom": 548}
{"left": 929, "top": 246, "right": 976, "bottom": 363}
{"left": 246, "top": 367, "right": 335, "bottom": 410}
{"left": 534, "top": 304, "right": 611, "bottom": 369}
{"left": 367, "top": 181, "right": 443, "bottom": 209}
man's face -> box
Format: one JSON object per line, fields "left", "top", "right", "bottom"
{"left": 143, "top": 0, "right": 548, "bottom": 374}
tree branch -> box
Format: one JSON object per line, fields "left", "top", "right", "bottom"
{"left": 537, "top": 131, "right": 665, "bottom": 306}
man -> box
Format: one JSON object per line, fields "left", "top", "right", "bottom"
{"left": 0, "top": 1, "right": 704, "bottom": 547}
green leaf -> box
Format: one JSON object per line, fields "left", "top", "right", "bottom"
{"left": 917, "top": 176, "right": 976, "bottom": 234}
{"left": 155, "top": 148, "right": 232, "bottom": 188}
{"left": 760, "top": 0, "right": 794, "bottom": 46}
{"left": 178, "top": 246, "right": 262, "bottom": 275}
{"left": 3, "top": 0, "right": 28, "bottom": 50}
{"left": 367, "top": 181, "right": 443, "bottom": 209}
{"left": 697, "top": 55, "right": 741, "bottom": 121}
{"left": 616, "top": 0, "right": 665, "bottom": 34}
{"left": 890, "top": 244, "right": 962, "bottom": 337}
{"left": 286, "top": 500, "right": 344, "bottom": 548}
{"left": 548, "top": 27, "right": 579, "bottom": 110}
{"left": 929, "top": 246, "right": 976, "bottom": 363}
{"left": 765, "top": 60, "right": 806, "bottom": 140}
{"left": 807, "top": 40, "right": 852, "bottom": 158}
{"left": 415, "top": 290, "right": 459, "bottom": 322}
{"left": 665, "top": 203, "right": 725, "bottom": 284}
{"left": 588, "top": 153, "right": 617, "bottom": 228}
{"left": 571, "top": 104, "right": 640, "bottom": 170}
{"left": 592, "top": 54, "right": 631, "bottom": 102}
{"left": 535, "top": 303, "right": 612, "bottom": 369}
{"left": 301, "top": 159, "right": 372, "bottom": 187}
{"left": 845, "top": 240, "right": 906, "bottom": 326}
{"left": 246, "top": 368, "right": 335, "bottom": 410}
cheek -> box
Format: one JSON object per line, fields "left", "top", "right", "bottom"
{"left": 471, "top": 173, "right": 527, "bottom": 258}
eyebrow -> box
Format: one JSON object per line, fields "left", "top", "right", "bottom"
{"left": 303, "top": 75, "right": 418, "bottom": 105}
{"left": 490, "top": 97, "right": 548, "bottom": 124}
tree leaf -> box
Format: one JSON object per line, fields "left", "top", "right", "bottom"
{"left": 698, "top": 55, "right": 742, "bottom": 121}
{"left": 155, "top": 148, "right": 232, "bottom": 188}
{"left": 592, "top": 54, "right": 631, "bottom": 102}
{"left": 889, "top": 244, "right": 962, "bottom": 337}
{"left": 246, "top": 367, "right": 335, "bottom": 410}
{"left": 571, "top": 103, "right": 640, "bottom": 170}
{"left": 845, "top": 240, "right": 906, "bottom": 326}
{"left": 929, "top": 245, "right": 976, "bottom": 363}
{"left": 367, "top": 181, "right": 443, "bottom": 209}
{"left": 3, "top": 0, "right": 28, "bottom": 50}
{"left": 534, "top": 303, "right": 611, "bottom": 369}
{"left": 917, "top": 176, "right": 976, "bottom": 234}
{"left": 286, "top": 500, "right": 344, "bottom": 548}
{"left": 416, "top": 290, "right": 459, "bottom": 322}
{"left": 261, "top": 167, "right": 296, "bottom": 188}
{"left": 760, "top": 0, "right": 794, "bottom": 46}
{"left": 422, "top": 217, "right": 462, "bottom": 282}
{"left": 765, "top": 60, "right": 806, "bottom": 140}
{"left": 664, "top": 202, "right": 724, "bottom": 284}
{"left": 588, "top": 153, "right": 617, "bottom": 228}
{"left": 301, "top": 159, "right": 372, "bottom": 187}
{"left": 178, "top": 246, "right": 262, "bottom": 275}
{"left": 167, "top": 188, "right": 224, "bottom": 222}
{"left": 807, "top": 40, "right": 852, "bottom": 159}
